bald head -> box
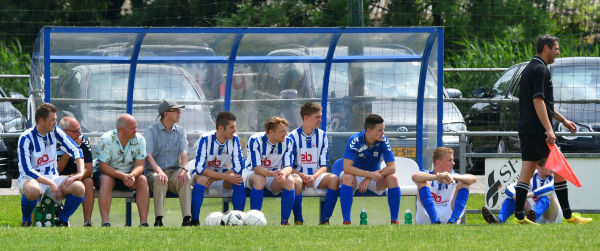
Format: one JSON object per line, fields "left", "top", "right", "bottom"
{"left": 59, "top": 116, "right": 77, "bottom": 131}
{"left": 117, "top": 113, "right": 135, "bottom": 130}
{"left": 59, "top": 116, "right": 82, "bottom": 141}
{"left": 117, "top": 113, "right": 138, "bottom": 140}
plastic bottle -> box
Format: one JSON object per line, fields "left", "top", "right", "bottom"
{"left": 404, "top": 209, "right": 412, "bottom": 224}
{"left": 360, "top": 208, "right": 368, "bottom": 225}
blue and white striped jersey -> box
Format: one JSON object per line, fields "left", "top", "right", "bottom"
{"left": 427, "top": 170, "right": 459, "bottom": 208}
{"left": 18, "top": 125, "right": 82, "bottom": 179}
{"left": 343, "top": 130, "right": 395, "bottom": 172}
{"left": 193, "top": 130, "right": 244, "bottom": 175}
{"left": 288, "top": 127, "right": 328, "bottom": 175}
{"left": 246, "top": 132, "right": 293, "bottom": 172}
{"left": 505, "top": 172, "right": 554, "bottom": 199}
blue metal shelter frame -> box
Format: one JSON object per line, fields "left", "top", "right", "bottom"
{"left": 38, "top": 26, "right": 444, "bottom": 169}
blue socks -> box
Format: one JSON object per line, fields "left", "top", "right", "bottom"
{"left": 280, "top": 189, "right": 295, "bottom": 224}
{"left": 250, "top": 188, "right": 264, "bottom": 210}
{"left": 387, "top": 187, "right": 401, "bottom": 221}
{"left": 293, "top": 193, "right": 303, "bottom": 223}
{"left": 340, "top": 184, "right": 354, "bottom": 222}
{"left": 21, "top": 195, "right": 38, "bottom": 223}
{"left": 448, "top": 188, "right": 469, "bottom": 223}
{"left": 232, "top": 183, "right": 246, "bottom": 211}
{"left": 418, "top": 186, "right": 440, "bottom": 224}
{"left": 191, "top": 183, "right": 205, "bottom": 221}
{"left": 534, "top": 196, "right": 551, "bottom": 222}
{"left": 321, "top": 188, "right": 339, "bottom": 223}
{"left": 498, "top": 198, "right": 515, "bottom": 223}
{"left": 59, "top": 194, "right": 84, "bottom": 222}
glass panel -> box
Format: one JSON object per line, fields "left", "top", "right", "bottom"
{"left": 421, "top": 39, "right": 440, "bottom": 170}
{"left": 142, "top": 33, "right": 234, "bottom": 57}
{"left": 335, "top": 33, "right": 429, "bottom": 57}
{"left": 237, "top": 33, "right": 332, "bottom": 56}
{"left": 50, "top": 33, "right": 138, "bottom": 56}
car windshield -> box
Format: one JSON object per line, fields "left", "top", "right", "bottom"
{"left": 88, "top": 71, "right": 200, "bottom": 101}
{"left": 552, "top": 65, "right": 600, "bottom": 100}
{"left": 312, "top": 62, "right": 436, "bottom": 99}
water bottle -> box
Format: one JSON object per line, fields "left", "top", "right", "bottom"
{"left": 360, "top": 208, "right": 368, "bottom": 225}
{"left": 404, "top": 209, "right": 412, "bottom": 225}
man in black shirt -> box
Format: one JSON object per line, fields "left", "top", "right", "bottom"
{"left": 57, "top": 116, "right": 94, "bottom": 226}
{"left": 515, "top": 34, "right": 577, "bottom": 224}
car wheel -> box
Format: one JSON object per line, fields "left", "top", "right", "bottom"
{"left": 497, "top": 139, "right": 506, "bottom": 153}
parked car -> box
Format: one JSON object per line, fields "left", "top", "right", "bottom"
{"left": 467, "top": 57, "right": 600, "bottom": 165}
{"left": 0, "top": 87, "right": 27, "bottom": 183}
{"left": 30, "top": 64, "right": 215, "bottom": 160}
{"left": 251, "top": 45, "right": 469, "bottom": 170}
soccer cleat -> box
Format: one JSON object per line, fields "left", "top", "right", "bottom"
{"left": 566, "top": 213, "right": 593, "bottom": 224}
{"left": 294, "top": 221, "right": 304, "bottom": 225}
{"left": 281, "top": 221, "right": 290, "bottom": 225}
{"left": 190, "top": 220, "right": 200, "bottom": 226}
{"left": 20, "top": 221, "right": 32, "bottom": 227}
{"left": 481, "top": 207, "right": 500, "bottom": 224}
{"left": 516, "top": 218, "right": 538, "bottom": 225}
{"left": 83, "top": 222, "right": 92, "bottom": 227}
{"left": 139, "top": 222, "right": 149, "bottom": 227}
{"left": 101, "top": 222, "right": 111, "bottom": 227}
{"left": 390, "top": 220, "right": 399, "bottom": 225}
{"left": 154, "top": 216, "right": 164, "bottom": 227}
{"left": 182, "top": 216, "right": 192, "bottom": 226}
{"left": 55, "top": 220, "right": 70, "bottom": 227}
{"left": 319, "top": 221, "right": 329, "bottom": 225}
{"left": 343, "top": 221, "right": 351, "bottom": 225}
{"left": 526, "top": 210, "right": 536, "bottom": 223}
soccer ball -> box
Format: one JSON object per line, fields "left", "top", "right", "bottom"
{"left": 244, "top": 210, "right": 267, "bottom": 226}
{"left": 221, "top": 210, "right": 246, "bottom": 226}
{"left": 205, "top": 212, "right": 224, "bottom": 226}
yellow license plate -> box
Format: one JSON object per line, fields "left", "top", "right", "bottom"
{"left": 392, "top": 147, "right": 416, "bottom": 157}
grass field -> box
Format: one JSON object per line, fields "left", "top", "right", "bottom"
{"left": 1, "top": 194, "right": 599, "bottom": 250}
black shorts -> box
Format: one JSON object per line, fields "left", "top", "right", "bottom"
{"left": 518, "top": 132, "right": 550, "bottom": 161}
{"left": 93, "top": 170, "right": 133, "bottom": 191}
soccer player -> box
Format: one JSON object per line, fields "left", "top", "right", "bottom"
{"left": 95, "top": 113, "right": 150, "bottom": 227}
{"left": 412, "top": 147, "right": 476, "bottom": 224}
{"left": 482, "top": 163, "right": 562, "bottom": 224}
{"left": 144, "top": 100, "right": 192, "bottom": 226}
{"left": 18, "top": 103, "right": 85, "bottom": 227}
{"left": 340, "top": 114, "right": 401, "bottom": 225}
{"left": 288, "top": 102, "right": 339, "bottom": 225}
{"left": 244, "top": 116, "right": 299, "bottom": 225}
{"left": 57, "top": 116, "right": 94, "bottom": 226}
{"left": 190, "top": 111, "right": 245, "bottom": 226}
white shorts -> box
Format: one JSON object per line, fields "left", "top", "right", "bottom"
{"left": 300, "top": 173, "right": 328, "bottom": 196}
{"left": 242, "top": 169, "right": 299, "bottom": 196}
{"left": 528, "top": 195, "right": 563, "bottom": 224}
{"left": 18, "top": 175, "right": 67, "bottom": 202}
{"left": 339, "top": 171, "right": 387, "bottom": 196}
{"left": 205, "top": 180, "right": 233, "bottom": 197}
{"left": 416, "top": 201, "right": 463, "bottom": 224}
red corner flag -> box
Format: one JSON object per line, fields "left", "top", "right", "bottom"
{"left": 546, "top": 143, "right": 582, "bottom": 187}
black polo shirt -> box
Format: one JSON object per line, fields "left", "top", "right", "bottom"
{"left": 58, "top": 136, "right": 93, "bottom": 175}
{"left": 518, "top": 56, "right": 555, "bottom": 133}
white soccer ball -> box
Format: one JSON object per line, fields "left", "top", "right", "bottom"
{"left": 244, "top": 210, "right": 267, "bottom": 226}
{"left": 221, "top": 210, "right": 246, "bottom": 226}
{"left": 205, "top": 212, "right": 224, "bottom": 226}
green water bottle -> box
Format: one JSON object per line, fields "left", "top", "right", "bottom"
{"left": 404, "top": 209, "right": 412, "bottom": 224}
{"left": 360, "top": 208, "right": 368, "bottom": 225}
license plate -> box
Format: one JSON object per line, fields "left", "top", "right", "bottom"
{"left": 392, "top": 147, "right": 416, "bottom": 157}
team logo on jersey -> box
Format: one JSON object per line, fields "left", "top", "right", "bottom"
{"left": 261, "top": 157, "right": 271, "bottom": 167}
{"left": 301, "top": 153, "right": 313, "bottom": 163}
{"left": 373, "top": 152, "right": 379, "bottom": 157}
{"left": 37, "top": 154, "right": 50, "bottom": 166}
{"left": 207, "top": 158, "right": 222, "bottom": 168}
{"left": 431, "top": 192, "right": 442, "bottom": 202}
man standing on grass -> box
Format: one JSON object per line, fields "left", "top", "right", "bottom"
{"left": 57, "top": 116, "right": 94, "bottom": 227}
{"left": 244, "top": 116, "right": 300, "bottom": 225}
{"left": 95, "top": 113, "right": 149, "bottom": 227}
{"left": 412, "top": 147, "right": 476, "bottom": 224}
{"left": 144, "top": 100, "right": 192, "bottom": 227}
{"left": 190, "top": 111, "right": 245, "bottom": 226}
{"left": 515, "top": 34, "right": 591, "bottom": 224}
{"left": 17, "top": 103, "right": 85, "bottom": 227}
{"left": 339, "top": 114, "right": 401, "bottom": 225}
{"left": 288, "top": 102, "right": 339, "bottom": 225}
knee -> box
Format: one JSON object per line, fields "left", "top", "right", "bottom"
{"left": 385, "top": 174, "right": 398, "bottom": 187}
{"left": 251, "top": 175, "right": 265, "bottom": 189}
{"left": 326, "top": 174, "right": 340, "bottom": 189}
{"left": 194, "top": 175, "right": 208, "bottom": 186}
{"left": 457, "top": 182, "right": 470, "bottom": 190}
{"left": 82, "top": 177, "right": 94, "bottom": 189}
{"left": 284, "top": 176, "right": 294, "bottom": 190}
{"left": 341, "top": 173, "right": 355, "bottom": 186}
{"left": 100, "top": 175, "right": 114, "bottom": 189}
{"left": 23, "top": 184, "right": 41, "bottom": 200}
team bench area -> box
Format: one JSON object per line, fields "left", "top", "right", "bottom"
{"left": 96, "top": 158, "right": 421, "bottom": 226}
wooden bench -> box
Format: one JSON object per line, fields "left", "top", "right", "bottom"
{"left": 105, "top": 157, "right": 420, "bottom": 226}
